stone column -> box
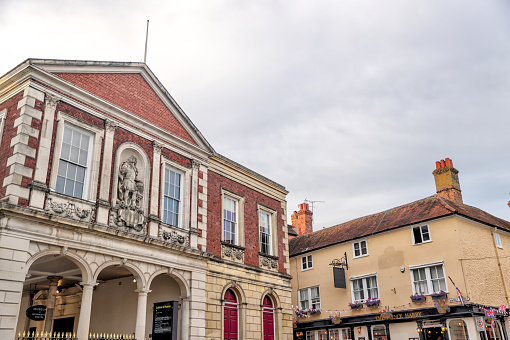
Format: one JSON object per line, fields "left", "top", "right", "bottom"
{"left": 135, "top": 289, "right": 151, "bottom": 340}
{"left": 148, "top": 141, "right": 163, "bottom": 237}
{"left": 189, "top": 160, "right": 200, "bottom": 248}
{"left": 77, "top": 282, "right": 97, "bottom": 340}
{"left": 30, "top": 94, "right": 59, "bottom": 209}
{"left": 96, "top": 119, "right": 117, "bottom": 224}
{"left": 180, "top": 296, "right": 190, "bottom": 340}
{"left": 43, "top": 276, "right": 62, "bottom": 333}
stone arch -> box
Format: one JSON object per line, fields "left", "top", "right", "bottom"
{"left": 93, "top": 259, "right": 146, "bottom": 289}
{"left": 260, "top": 288, "right": 281, "bottom": 308}
{"left": 25, "top": 248, "right": 92, "bottom": 283}
{"left": 147, "top": 268, "right": 190, "bottom": 297}
{"left": 221, "top": 281, "right": 246, "bottom": 304}
{"left": 111, "top": 142, "right": 151, "bottom": 212}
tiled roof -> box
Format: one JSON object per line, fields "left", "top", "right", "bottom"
{"left": 289, "top": 195, "right": 510, "bottom": 256}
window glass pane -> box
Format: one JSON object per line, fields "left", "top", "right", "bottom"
{"left": 421, "top": 225, "right": 430, "bottom": 241}
{"left": 74, "top": 182, "right": 83, "bottom": 198}
{"left": 360, "top": 240, "right": 367, "bottom": 255}
{"left": 413, "top": 226, "right": 423, "bottom": 243}
{"left": 79, "top": 149, "right": 88, "bottom": 166}
{"left": 61, "top": 142, "right": 70, "bottom": 160}
{"left": 342, "top": 329, "right": 352, "bottom": 340}
{"left": 69, "top": 145, "right": 79, "bottom": 163}
{"left": 71, "top": 129, "right": 80, "bottom": 147}
{"left": 354, "top": 243, "right": 360, "bottom": 257}
{"left": 64, "top": 180, "right": 75, "bottom": 196}
{"left": 55, "top": 176, "right": 65, "bottom": 193}
{"left": 373, "top": 326, "right": 386, "bottom": 340}
{"left": 63, "top": 126, "right": 72, "bottom": 144}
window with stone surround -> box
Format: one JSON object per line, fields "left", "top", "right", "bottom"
{"left": 160, "top": 158, "right": 191, "bottom": 229}
{"left": 258, "top": 205, "right": 277, "bottom": 256}
{"left": 50, "top": 114, "right": 103, "bottom": 201}
{"left": 221, "top": 190, "right": 244, "bottom": 246}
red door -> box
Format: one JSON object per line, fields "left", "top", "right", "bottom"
{"left": 263, "top": 296, "right": 275, "bottom": 340}
{"left": 224, "top": 289, "right": 238, "bottom": 340}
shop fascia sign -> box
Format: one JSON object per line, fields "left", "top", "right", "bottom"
{"left": 374, "top": 311, "right": 423, "bottom": 321}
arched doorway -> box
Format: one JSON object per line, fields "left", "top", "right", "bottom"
{"left": 263, "top": 296, "right": 275, "bottom": 340}
{"left": 224, "top": 289, "right": 238, "bottom": 340}
{"left": 16, "top": 254, "right": 86, "bottom": 336}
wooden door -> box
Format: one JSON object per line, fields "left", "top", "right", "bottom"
{"left": 263, "top": 296, "right": 275, "bottom": 340}
{"left": 224, "top": 289, "right": 238, "bottom": 340}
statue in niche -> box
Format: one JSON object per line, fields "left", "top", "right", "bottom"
{"left": 111, "top": 155, "right": 146, "bottom": 232}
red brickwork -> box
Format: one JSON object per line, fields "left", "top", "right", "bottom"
{"left": 0, "top": 92, "right": 27, "bottom": 199}
{"left": 53, "top": 73, "right": 197, "bottom": 145}
{"left": 207, "top": 171, "right": 287, "bottom": 274}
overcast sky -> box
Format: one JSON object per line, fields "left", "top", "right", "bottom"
{"left": 1, "top": 0, "right": 509, "bottom": 229}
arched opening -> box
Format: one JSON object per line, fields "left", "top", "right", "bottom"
{"left": 146, "top": 274, "right": 184, "bottom": 340}
{"left": 224, "top": 289, "right": 239, "bottom": 340}
{"left": 263, "top": 296, "right": 275, "bottom": 340}
{"left": 89, "top": 264, "right": 142, "bottom": 336}
{"left": 16, "top": 254, "right": 86, "bottom": 336}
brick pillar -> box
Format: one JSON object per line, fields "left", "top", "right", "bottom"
{"left": 432, "top": 158, "right": 463, "bottom": 203}
{"left": 291, "top": 203, "right": 313, "bottom": 236}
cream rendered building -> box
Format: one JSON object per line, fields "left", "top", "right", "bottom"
{"left": 290, "top": 159, "right": 510, "bottom": 340}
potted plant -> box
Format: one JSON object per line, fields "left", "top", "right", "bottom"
{"left": 330, "top": 313, "right": 341, "bottom": 325}
{"left": 431, "top": 290, "right": 448, "bottom": 300}
{"left": 379, "top": 309, "right": 393, "bottom": 320}
{"left": 411, "top": 293, "right": 426, "bottom": 303}
{"left": 366, "top": 298, "right": 380, "bottom": 307}
{"left": 349, "top": 301, "right": 363, "bottom": 309}
{"left": 308, "top": 308, "right": 321, "bottom": 315}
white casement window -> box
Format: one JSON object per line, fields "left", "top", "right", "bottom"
{"left": 350, "top": 274, "right": 379, "bottom": 302}
{"left": 410, "top": 262, "right": 447, "bottom": 295}
{"left": 258, "top": 205, "right": 276, "bottom": 255}
{"left": 329, "top": 329, "right": 352, "bottom": 340}
{"left": 306, "top": 330, "right": 327, "bottom": 340}
{"left": 495, "top": 233, "right": 503, "bottom": 248}
{"left": 353, "top": 240, "right": 368, "bottom": 258}
{"left": 412, "top": 225, "right": 431, "bottom": 244}
{"left": 55, "top": 124, "right": 93, "bottom": 199}
{"left": 163, "top": 167, "right": 182, "bottom": 227}
{"left": 299, "top": 286, "right": 321, "bottom": 310}
{"left": 301, "top": 255, "right": 313, "bottom": 271}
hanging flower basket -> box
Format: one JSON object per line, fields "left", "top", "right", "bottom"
{"left": 431, "top": 290, "right": 448, "bottom": 300}
{"left": 379, "top": 309, "right": 393, "bottom": 320}
{"left": 331, "top": 316, "right": 342, "bottom": 324}
{"left": 411, "top": 293, "right": 426, "bottom": 303}
{"left": 349, "top": 301, "right": 363, "bottom": 310}
{"left": 293, "top": 322, "right": 298, "bottom": 329}
{"left": 434, "top": 301, "right": 450, "bottom": 314}
{"left": 366, "top": 298, "right": 380, "bottom": 308}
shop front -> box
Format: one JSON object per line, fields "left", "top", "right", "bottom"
{"left": 293, "top": 304, "right": 509, "bottom": 340}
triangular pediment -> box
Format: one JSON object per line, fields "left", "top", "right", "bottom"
{"left": 27, "top": 59, "right": 213, "bottom": 153}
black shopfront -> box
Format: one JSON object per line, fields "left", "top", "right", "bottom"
{"left": 293, "top": 304, "right": 509, "bottom": 340}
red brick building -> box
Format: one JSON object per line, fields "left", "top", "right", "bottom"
{"left": 0, "top": 59, "right": 292, "bottom": 340}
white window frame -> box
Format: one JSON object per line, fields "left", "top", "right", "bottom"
{"left": 0, "top": 109, "right": 6, "bottom": 148}
{"left": 409, "top": 261, "right": 448, "bottom": 295}
{"left": 329, "top": 328, "right": 352, "bottom": 340}
{"left": 412, "top": 225, "right": 432, "bottom": 245}
{"left": 160, "top": 158, "right": 191, "bottom": 229}
{"left": 221, "top": 190, "right": 244, "bottom": 247}
{"left": 495, "top": 233, "right": 503, "bottom": 249}
{"left": 349, "top": 273, "right": 379, "bottom": 303}
{"left": 258, "top": 204, "right": 277, "bottom": 256}
{"left": 301, "top": 254, "right": 313, "bottom": 271}
{"left": 50, "top": 113, "right": 103, "bottom": 201}
{"left": 306, "top": 330, "right": 327, "bottom": 340}
{"left": 298, "top": 286, "right": 321, "bottom": 310}
{"left": 352, "top": 240, "right": 368, "bottom": 258}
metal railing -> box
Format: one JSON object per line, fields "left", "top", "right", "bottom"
{"left": 17, "top": 332, "right": 136, "bottom": 340}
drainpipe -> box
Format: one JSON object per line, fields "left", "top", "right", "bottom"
{"left": 492, "top": 227, "right": 510, "bottom": 306}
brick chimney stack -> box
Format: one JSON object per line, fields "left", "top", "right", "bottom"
{"left": 291, "top": 203, "right": 313, "bottom": 236}
{"left": 433, "top": 158, "right": 463, "bottom": 203}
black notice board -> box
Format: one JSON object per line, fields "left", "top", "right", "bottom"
{"left": 152, "top": 301, "right": 178, "bottom": 340}
{"left": 333, "top": 267, "right": 346, "bottom": 288}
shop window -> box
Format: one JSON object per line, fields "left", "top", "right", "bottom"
{"left": 410, "top": 262, "right": 447, "bottom": 295}
{"left": 412, "top": 225, "right": 431, "bottom": 244}
{"left": 353, "top": 240, "right": 368, "bottom": 258}
{"left": 350, "top": 274, "right": 378, "bottom": 302}
{"left": 301, "top": 255, "right": 313, "bottom": 271}
{"left": 372, "top": 325, "right": 387, "bottom": 340}
{"left": 449, "top": 319, "right": 469, "bottom": 340}
{"left": 330, "top": 329, "right": 352, "bottom": 340}
{"left": 306, "top": 330, "right": 327, "bottom": 340}
{"left": 485, "top": 320, "right": 503, "bottom": 340}
{"left": 299, "top": 286, "right": 321, "bottom": 310}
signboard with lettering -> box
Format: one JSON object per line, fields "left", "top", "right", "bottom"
{"left": 374, "top": 311, "right": 422, "bottom": 321}
{"left": 152, "top": 301, "right": 178, "bottom": 340}
{"left": 26, "top": 305, "right": 46, "bottom": 321}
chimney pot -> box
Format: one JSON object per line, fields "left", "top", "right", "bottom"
{"left": 291, "top": 202, "right": 313, "bottom": 236}
{"left": 433, "top": 158, "right": 462, "bottom": 203}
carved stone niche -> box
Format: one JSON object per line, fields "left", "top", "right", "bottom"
{"left": 110, "top": 143, "right": 150, "bottom": 234}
